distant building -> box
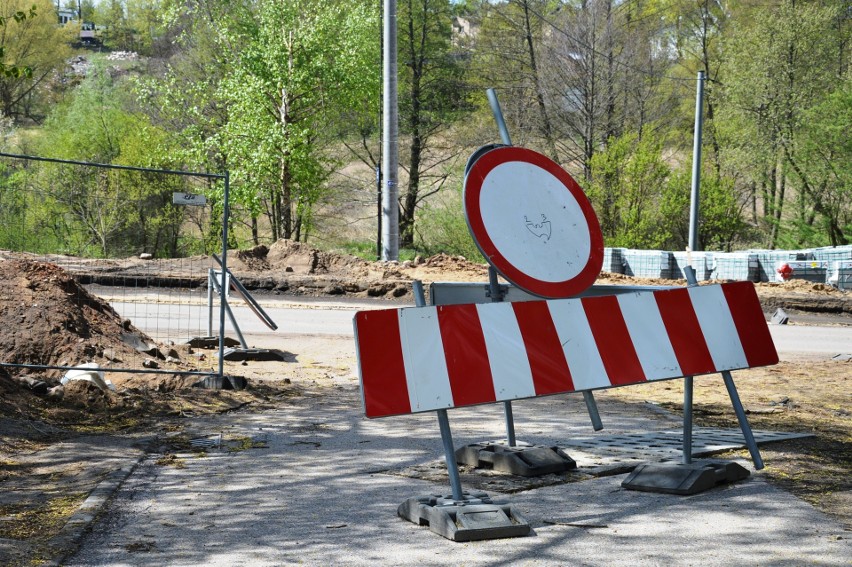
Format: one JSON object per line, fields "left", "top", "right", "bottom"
{"left": 57, "top": 7, "right": 76, "bottom": 25}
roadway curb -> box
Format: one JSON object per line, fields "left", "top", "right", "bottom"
{"left": 41, "top": 452, "right": 148, "bottom": 567}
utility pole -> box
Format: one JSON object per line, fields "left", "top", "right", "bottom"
{"left": 381, "top": 0, "right": 399, "bottom": 261}
{"left": 688, "top": 70, "right": 705, "bottom": 252}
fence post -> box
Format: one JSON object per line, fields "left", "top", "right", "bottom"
{"left": 217, "top": 170, "right": 230, "bottom": 379}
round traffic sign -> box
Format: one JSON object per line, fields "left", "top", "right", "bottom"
{"left": 464, "top": 146, "right": 603, "bottom": 298}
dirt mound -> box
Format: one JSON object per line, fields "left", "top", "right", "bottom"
{"left": 756, "top": 279, "right": 846, "bottom": 296}
{"left": 392, "top": 253, "right": 491, "bottom": 283}
{"left": 229, "top": 240, "right": 373, "bottom": 278}
{"left": 235, "top": 245, "right": 272, "bottom": 271}
{"left": 0, "top": 258, "right": 151, "bottom": 377}
{"left": 61, "top": 379, "right": 116, "bottom": 409}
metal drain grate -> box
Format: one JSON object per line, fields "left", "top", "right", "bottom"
{"left": 558, "top": 428, "right": 812, "bottom": 473}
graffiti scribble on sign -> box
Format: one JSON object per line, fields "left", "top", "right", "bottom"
{"left": 525, "top": 214, "right": 552, "bottom": 242}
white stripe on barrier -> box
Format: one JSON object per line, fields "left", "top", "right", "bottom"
{"left": 399, "top": 307, "right": 453, "bottom": 412}
{"left": 688, "top": 285, "right": 749, "bottom": 371}
{"left": 546, "top": 299, "right": 610, "bottom": 390}
{"left": 617, "top": 292, "right": 682, "bottom": 380}
{"left": 476, "top": 303, "right": 536, "bottom": 399}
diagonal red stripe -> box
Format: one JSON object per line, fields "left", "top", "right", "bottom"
{"left": 582, "top": 295, "right": 646, "bottom": 385}
{"left": 436, "top": 304, "right": 497, "bottom": 406}
{"left": 511, "top": 301, "right": 574, "bottom": 395}
{"left": 354, "top": 310, "right": 411, "bottom": 418}
{"left": 722, "top": 282, "right": 779, "bottom": 367}
{"left": 654, "top": 288, "right": 716, "bottom": 375}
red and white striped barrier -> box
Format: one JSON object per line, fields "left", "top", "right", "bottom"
{"left": 354, "top": 281, "right": 777, "bottom": 419}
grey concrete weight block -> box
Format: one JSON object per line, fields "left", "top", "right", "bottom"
{"left": 621, "top": 461, "right": 750, "bottom": 495}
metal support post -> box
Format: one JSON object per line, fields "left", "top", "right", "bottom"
{"left": 207, "top": 268, "right": 214, "bottom": 337}
{"left": 487, "top": 266, "right": 517, "bottom": 446}
{"left": 721, "top": 370, "right": 764, "bottom": 470}
{"left": 412, "top": 280, "right": 426, "bottom": 308}
{"left": 682, "top": 261, "right": 699, "bottom": 464}
{"left": 217, "top": 171, "right": 230, "bottom": 378}
{"left": 682, "top": 377, "right": 694, "bottom": 464}
{"left": 503, "top": 403, "right": 517, "bottom": 447}
{"left": 414, "top": 279, "right": 465, "bottom": 499}
{"left": 582, "top": 391, "right": 603, "bottom": 431}
{"left": 437, "top": 409, "right": 464, "bottom": 502}
{"left": 210, "top": 274, "right": 248, "bottom": 349}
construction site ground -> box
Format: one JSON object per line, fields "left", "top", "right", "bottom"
{"left": 0, "top": 242, "right": 849, "bottom": 565}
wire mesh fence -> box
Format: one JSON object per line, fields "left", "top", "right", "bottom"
{"left": 0, "top": 153, "right": 228, "bottom": 378}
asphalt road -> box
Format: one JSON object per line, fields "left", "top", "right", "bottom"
{"left": 108, "top": 297, "right": 852, "bottom": 361}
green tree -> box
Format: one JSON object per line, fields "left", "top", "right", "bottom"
{"left": 718, "top": 0, "right": 845, "bottom": 247}
{"left": 587, "top": 131, "right": 671, "bottom": 248}
{"left": 397, "top": 0, "right": 469, "bottom": 247}
{"left": 0, "top": 0, "right": 73, "bottom": 121}
{"left": 35, "top": 64, "right": 189, "bottom": 257}
{"left": 786, "top": 83, "right": 852, "bottom": 246}
{"left": 659, "top": 166, "right": 749, "bottom": 252}
{"left": 470, "top": 0, "right": 559, "bottom": 157}
{"left": 214, "top": 0, "right": 378, "bottom": 243}
{"left": 95, "top": 0, "right": 132, "bottom": 50}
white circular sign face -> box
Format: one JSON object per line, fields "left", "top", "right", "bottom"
{"left": 480, "top": 161, "right": 591, "bottom": 282}
{"left": 464, "top": 146, "right": 603, "bottom": 298}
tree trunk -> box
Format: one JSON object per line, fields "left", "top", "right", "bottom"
{"left": 521, "top": 0, "right": 558, "bottom": 161}
{"left": 400, "top": 0, "right": 423, "bottom": 249}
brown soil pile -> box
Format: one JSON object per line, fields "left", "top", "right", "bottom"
{"left": 0, "top": 258, "right": 285, "bottom": 428}
{"left": 0, "top": 258, "right": 151, "bottom": 375}
{"left": 755, "top": 280, "right": 846, "bottom": 296}
{"left": 231, "top": 240, "right": 374, "bottom": 277}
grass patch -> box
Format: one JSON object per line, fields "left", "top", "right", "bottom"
{"left": 154, "top": 454, "right": 186, "bottom": 469}
{"left": 0, "top": 493, "right": 87, "bottom": 541}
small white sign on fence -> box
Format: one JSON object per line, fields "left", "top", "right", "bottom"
{"left": 172, "top": 192, "right": 207, "bottom": 206}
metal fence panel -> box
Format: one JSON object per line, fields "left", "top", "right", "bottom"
{"left": 0, "top": 153, "right": 227, "bottom": 378}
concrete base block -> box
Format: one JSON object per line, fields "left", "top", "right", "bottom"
{"left": 456, "top": 442, "right": 576, "bottom": 477}
{"left": 221, "top": 348, "right": 287, "bottom": 362}
{"left": 186, "top": 336, "right": 241, "bottom": 348}
{"left": 621, "top": 460, "right": 750, "bottom": 495}
{"left": 398, "top": 492, "right": 530, "bottom": 542}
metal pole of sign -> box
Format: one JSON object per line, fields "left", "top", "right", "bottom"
{"left": 683, "top": 71, "right": 706, "bottom": 465}
{"left": 486, "top": 88, "right": 519, "bottom": 447}
{"left": 485, "top": 87, "right": 603, "bottom": 438}
{"left": 486, "top": 264, "right": 518, "bottom": 446}
{"left": 207, "top": 268, "right": 214, "bottom": 337}
{"left": 412, "top": 280, "right": 465, "bottom": 500}
{"left": 486, "top": 88, "right": 512, "bottom": 146}
{"left": 721, "top": 370, "right": 764, "bottom": 470}
{"left": 217, "top": 171, "right": 230, "bottom": 379}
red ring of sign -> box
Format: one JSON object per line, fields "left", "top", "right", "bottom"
{"left": 464, "top": 146, "right": 604, "bottom": 298}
